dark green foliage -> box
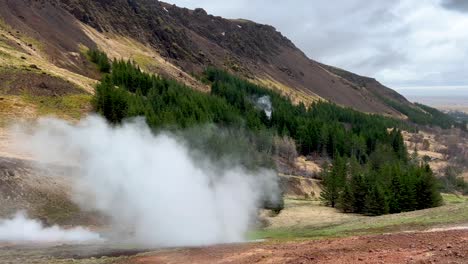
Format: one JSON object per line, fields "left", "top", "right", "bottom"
{"left": 414, "top": 165, "right": 442, "bottom": 209}
{"left": 338, "top": 184, "right": 355, "bottom": 213}
{"left": 364, "top": 184, "right": 389, "bottom": 216}
{"left": 415, "top": 103, "right": 459, "bottom": 129}
{"left": 87, "top": 49, "right": 111, "bottom": 73}
{"left": 390, "top": 128, "right": 408, "bottom": 161}
{"left": 321, "top": 154, "right": 442, "bottom": 216}
{"left": 205, "top": 68, "right": 413, "bottom": 161}
{"left": 93, "top": 59, "right": 443, "bottom": 216}
{"left": 382, "top": 97, "right": 460, "bottom": 129}
{"left": 94, "top": 60, "right": 244, "bottom": 128}
{"left": 94, "top": 78, "right": 129, "bottom": 123}
{"left": 320, "top": 157, "right": 346, "bottom": 208}
{"left": 350, "top": 173, "right": 367, "bottom": 214}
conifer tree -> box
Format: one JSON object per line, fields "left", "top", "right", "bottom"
{"left": 338, "top": 184, "right": 355, "bottom": 213}
{"left": 364, "top": 184, "right": 389, "bottom": 216}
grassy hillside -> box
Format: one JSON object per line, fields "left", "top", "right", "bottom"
{"left": 255, "top": 194, "right": 468, "bottom": 240}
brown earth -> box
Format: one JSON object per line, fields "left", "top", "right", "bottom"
{"left": 125, "top": 230, "right": 468, "bottom": 264}
{"left": 0, "top": 68, "right": 85, "bottom": 96}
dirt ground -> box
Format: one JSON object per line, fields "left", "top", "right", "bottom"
{"left": 125, "top": 229, "right": 468, "bottom": 264}
{"left": 1, "top": 229, "right": 467, "bottom": 264}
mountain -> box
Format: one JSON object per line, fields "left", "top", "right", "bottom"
{"left": 0, "top": 0, "right": 413, "bottom": 118}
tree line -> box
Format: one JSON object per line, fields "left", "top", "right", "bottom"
{"left": 382, "top": 96, "right": 463, "bottom": 130}
{"left": 320, "top": 146, "right": 442, "bottom": 216}
{"left": 89, "top": 50, "right": 443, "bottom": 216}
{"left": 87, "top": 48, "right": 111, "bottom": 73}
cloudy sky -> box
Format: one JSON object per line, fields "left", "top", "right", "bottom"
{"left": 166, "top": 0, "right": 468, "bottom": 93}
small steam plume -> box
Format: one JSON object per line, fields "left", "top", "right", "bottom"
{"left": 256, "top": 96, "right": 273, "bottom": 119}
{"left": 0, "top": 211, "right": 102, "bottom": 244}
{"left": 12, "top": 116, "right": 280, "bottom": 247}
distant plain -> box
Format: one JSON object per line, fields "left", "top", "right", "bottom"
{"left": 397, "top": 87, "right": 468, "bottom": 113}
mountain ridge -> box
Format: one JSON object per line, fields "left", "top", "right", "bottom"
{"left": 0, "top": 0, "right": 414, "bottom": 117}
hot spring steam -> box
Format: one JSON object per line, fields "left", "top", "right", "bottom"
{"left": 9, "top": 116, "right": 280, "bottom": 247}
{"left": 0, "top": 212, "right": 102, "bottom": 244}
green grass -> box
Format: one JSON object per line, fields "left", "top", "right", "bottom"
{"left": 442, "top": 193, "right": 468, "bottom": 204}
{"left": 22, "top": 94, "right": 92, "bottom": 120}
{"left": 252, "top": 195, "right": 468, "bottom": 241}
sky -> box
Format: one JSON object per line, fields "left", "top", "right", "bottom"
{"left": 165, "top": 0, "right": 468, "bottom": 93}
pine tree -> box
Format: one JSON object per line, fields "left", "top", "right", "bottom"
{"left": 320, "top": 163, "right": 341, "bottom": 208}
{"left": 388, "top": 172, "right": 403, "bottom": 213}
{"left": 364, "top": 184, "right": 389, "bottom": 216}
{"left": 415, "top": 165, "right": 442, "bottom": 209}
{"left": 338, "top": 184, "right": 355, "bottom": 213}
{"left": 350, "top": 172, "right": 367, "bottom": 213}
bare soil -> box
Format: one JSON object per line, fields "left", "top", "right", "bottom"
{"left": 1, "top": 229, "right": 467, "bottom": 263}
{"left": 124, "top": 230, "right": 468, "bottom": 264}
{"left": 0, "top": 70, "right": 85, "bottom": 96}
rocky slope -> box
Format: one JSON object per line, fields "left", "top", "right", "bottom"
{"left": 0, "top": 0, "right": 413, "bottom": 117}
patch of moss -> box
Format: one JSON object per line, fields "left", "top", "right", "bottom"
{"left": 22, "top": 94, "right": 92, "bottom": 120}
{"left": 442, "top": 193, "right": 468, "bottom": 204}
{"left": 133, "top": 53, "right": 158, "bottom": 70}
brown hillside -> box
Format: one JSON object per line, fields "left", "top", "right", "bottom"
{"left": 0, "top": 0, "right": 410, "bottom": 116}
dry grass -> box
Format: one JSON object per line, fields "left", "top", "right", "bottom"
{"left": 257, "top": 195, "right": 468, "bottom": 240}
{"left": 279, "top": 175, "right": 322, "bottom": 200}
{"left": 0, "top": 26, "right": 97, "bottom": 93}
{"left": 255, "top": 76, "right": 321, "bottom": 106}
{"left": 264, "top": 199, "right": 364, "bottom": 230}
{"left": 22, "top": 94, "right": 92, "bottom": 120}
{"left": 79, "top": 23, "right": 209, "bottom": 92}
{"left": 0, "top": 94, "right": 91, "bottom": 129}
{"left": 295, "top": 156, "right": 322, "bottom": 175}
{"left": 0, "top": 96, "right": 37, "bottom": 126}
{"left": 403, "top": 130, "right": 449, "bottom": 173}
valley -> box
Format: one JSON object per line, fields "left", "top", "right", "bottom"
{"left": 0, "top": 0, "right": 467, "bottom": 263}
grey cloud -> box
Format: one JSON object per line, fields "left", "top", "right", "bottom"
{"left": 441, "top": 0, "right": 468, "bottom": 12}
{"left": 166, "top": 1, "right": 468, "bottom": 89}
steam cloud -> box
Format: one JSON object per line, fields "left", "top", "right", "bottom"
{"left": 12, "top": 116, "right": 280, "bottom": 247}
{"left": 256, "top": 96, "right": 273, "bottom": 119}
{"left": 0, "top": 212, "right": 101, "bottom": 244}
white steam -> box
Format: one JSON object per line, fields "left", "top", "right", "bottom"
{"left": 256, "top": 96, "right": 273, "bottom": 119}
{"left": 12, "top": 116, "right": 279, "bottom": 247}
{"left": 0, "top": 212, "right": 101, "bottom": 244}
